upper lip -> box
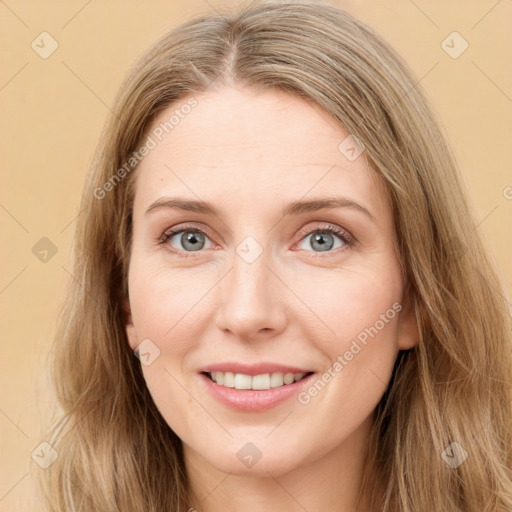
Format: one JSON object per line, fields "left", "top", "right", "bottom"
{"left": 199, "top": 362, "right": 315, "bottom": 376}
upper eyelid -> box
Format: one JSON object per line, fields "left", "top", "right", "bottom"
{"left": 162, "top": 223, "right": 216, "bottom": 241}
{"left": 162, "top": 222, "right": 348, "bottom": 238}
{"left": 295, "top": 222, "right": 351, "bottom": 239}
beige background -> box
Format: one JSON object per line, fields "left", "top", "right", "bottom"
{"left": 1, "top": 0, "right": 511, "bottom": 509}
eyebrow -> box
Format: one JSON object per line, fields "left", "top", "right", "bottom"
{"left": 145, "top": 196, "right": 376, "bottom": 222}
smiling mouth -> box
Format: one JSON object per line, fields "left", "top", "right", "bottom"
{"left": 202, "top": 371, "right": 314, "bottom": 390}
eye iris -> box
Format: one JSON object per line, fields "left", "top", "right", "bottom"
{"left": 311, "top": 232, "right": 335, "bottom": 252}
{"left": 181, "top": 231, "right": 205, "bottom": 251}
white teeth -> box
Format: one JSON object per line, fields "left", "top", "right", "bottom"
{"left": 270, "top": 372, "right": 284, "bottom": 388}
{"left": 223, "top": 372, "right": 235, "bottom": 387}
{"left": 209, "top": 371, "right": 310, "bottom": 390}
{"left": 283, "top": 373, "right": 295, "bottom": 385}
{"left": 234, "top": 373, "right": 252, "bottom": 389}
{"left": 252, "top": 373, "right": 270, "bottom": 390}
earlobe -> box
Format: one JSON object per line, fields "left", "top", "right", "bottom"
{"left": 123, "top": 298, "right": 138, "bottom": 350}
{"left": 397, "top": 292, "right": 419, "bottom": 351}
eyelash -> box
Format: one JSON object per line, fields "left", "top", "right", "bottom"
{"left": 157, "top": 222, "right": 355, "bottom": 259}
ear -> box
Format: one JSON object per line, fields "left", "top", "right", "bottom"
{"left": 396, "top": 288, "right": 419, "bottom": 350}
{"left": 123, "top": 297, "right": 138, "bottom": 350}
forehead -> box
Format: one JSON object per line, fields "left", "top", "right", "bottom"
{"left": 132, "top": 85, "right": 389, "bottom": 220}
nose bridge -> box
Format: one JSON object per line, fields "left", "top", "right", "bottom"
{"left": 215, "top": 240, "right": 286, "bottom": 337}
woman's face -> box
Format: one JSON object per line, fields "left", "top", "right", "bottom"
{"left": 125, "top": 85, "right": 417, "bottom": 477}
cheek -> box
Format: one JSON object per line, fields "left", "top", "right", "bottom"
{"left": 292, "top": 262, "right": 403, "bottom": 408}
{"left": 139, "top": 360, "right": 207, "bottom": 441}
{"left": 127, "top": 261, "right": 211, "bottom": 434}
{"left": 293, "top": 272, "right": 402, "bottom": 432}
{"left": 128, "top": 260, "right": 212, "bottom": 349}
{"left": 292, "top": 262, "right": 403, "bottom": 343}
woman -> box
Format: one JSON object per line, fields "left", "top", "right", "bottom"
{"left": 37, "top": 1, "right": 512, "bottom": 510}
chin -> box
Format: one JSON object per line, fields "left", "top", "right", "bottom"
{"left": 214, "top": 453, "right": 299, "bottom": 477}
{"left": 189, "top": 437, "right": 304, "bottom": 477}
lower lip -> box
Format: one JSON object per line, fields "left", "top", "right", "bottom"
{"left": 198, "top": 372, "right": 316, "bottom": 412}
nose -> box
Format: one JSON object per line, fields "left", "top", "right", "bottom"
{"left": 215, "top": 248, "right": 288, "bottom": 341}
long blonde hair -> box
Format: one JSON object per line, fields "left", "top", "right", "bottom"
{"left": 37, "top": 1, "right": 512, "bottom": 510}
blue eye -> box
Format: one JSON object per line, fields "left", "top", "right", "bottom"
{"left": 298, "top": 228, "right": 348, "bottom": 252}
{"left": 161, "top": 228, "right": 214, "bottom": 254}
{"left": 159, "top": 223, "right": 353, "bottom": 258}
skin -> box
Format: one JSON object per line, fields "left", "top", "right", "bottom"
{"left": 124, "top": 84, "right": 418, "bottom": 512}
